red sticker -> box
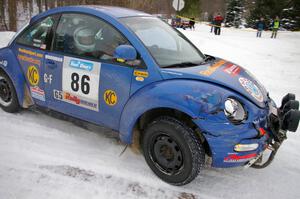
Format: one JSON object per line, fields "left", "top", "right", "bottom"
{"left": 223, "top": 63, "right": 241, "bottom": 76}
{"left": 224, "top": 153, "right": 257, "bottom": 163}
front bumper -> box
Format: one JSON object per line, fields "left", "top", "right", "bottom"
{"left": 193, "top": 93, "right": 300, "bottom": 168}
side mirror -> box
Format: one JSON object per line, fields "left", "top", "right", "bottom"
{"left": 113, "top": 45, "right": 137, "bottom": 62}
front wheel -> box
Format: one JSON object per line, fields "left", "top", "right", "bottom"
{"left": 142, "top": 116, "right": 205, "bottom": 185}
{"left": 0, "top": 71, "right": 20, "bottom": 113}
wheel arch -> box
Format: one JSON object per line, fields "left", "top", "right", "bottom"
{"left": 121, "top": 106, "right": 212, "bottom": 156}
{"left": 0, "top": 48, "right": 33, "bottom": 108}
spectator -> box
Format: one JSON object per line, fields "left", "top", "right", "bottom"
{"left": 271, "top": 16, "right": 280, "bottom": 38}
{"left": 256, "top": 17, "right": 266, "bottom": 38}
{"left": 214, "top": 13, "right": 224, "bottom": 35}
{"left": 210, "top": 16, "right": 215, "bottom": 33}
{"left": 189, "top": 17, "right": 195, "bottom": 31}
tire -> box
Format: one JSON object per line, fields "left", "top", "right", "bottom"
{"left": 142, "top": 116, "right": 205, "bottom": 185}
{"left": 0, "top": 71, "right": 20, "bottom": 113}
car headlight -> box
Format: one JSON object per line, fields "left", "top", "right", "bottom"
{"left": 224, "top": 98, "right": 247, "bottom": 123}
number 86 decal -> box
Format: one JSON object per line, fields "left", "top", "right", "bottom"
{"left": 71, "top": 72, "right": 90, "bottom": 95}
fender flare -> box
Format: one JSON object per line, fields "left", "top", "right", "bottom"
{"left": 118, "top": 79, "right": 225, "bottom": 144}
{"left": 0, "top": 48, "right": 33, "bottom": 108}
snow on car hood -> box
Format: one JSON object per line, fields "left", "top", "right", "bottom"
{"left": 160, "top": 58, "right": 268, "bottom": 108}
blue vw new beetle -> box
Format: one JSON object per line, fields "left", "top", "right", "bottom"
{"left": 0, "top": 6, "right": 299, "bottom": 185}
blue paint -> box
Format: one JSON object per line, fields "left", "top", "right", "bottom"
{"left": 0, "top": 6, "right": 282, "bottom": 169}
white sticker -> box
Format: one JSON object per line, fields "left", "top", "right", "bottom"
{"left": 62, "top": 56, "right": 100, "bottom": 111}
{"left": 45, "top": 55, "right": 63, "bottom": 62}
{"left": 0, "top": 60, "right": 8, "bottom": 67}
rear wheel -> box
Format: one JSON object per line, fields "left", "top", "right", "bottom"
{"left": 142, "top": 116, "right": 205, "bottom": 185}
{"left": 0, "top": 71, "right": 20, "bottom": 113}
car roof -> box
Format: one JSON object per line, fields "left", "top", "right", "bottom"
{"left": 30, "top": 5, "right": 151, "bottom": 24}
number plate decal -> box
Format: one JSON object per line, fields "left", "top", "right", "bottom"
{"left": 62, "top": 56, "right": 101, "bottom": 111}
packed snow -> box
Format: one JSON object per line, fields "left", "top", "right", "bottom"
{"left": 0, "top": 24, "right": 300, "bottom": 199}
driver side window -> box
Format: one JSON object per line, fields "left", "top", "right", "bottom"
{"left": 53, "top": 13, "right": 129, "bottom": 60}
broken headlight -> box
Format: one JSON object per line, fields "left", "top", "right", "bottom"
{"left": 224, "top": 98, "right": 247, "bottom": 123}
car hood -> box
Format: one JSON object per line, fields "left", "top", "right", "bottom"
{"left": 160, "top": 58, "right": 268, "bottom": 108}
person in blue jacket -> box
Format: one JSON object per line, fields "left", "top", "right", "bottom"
{"left": 256, "top": 17, "right": 266, "bottom": 38}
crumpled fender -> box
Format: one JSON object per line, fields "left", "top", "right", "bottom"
{"left": 0, "top": 47, "right": 32, "bottom": 108}
{"left": 119, "top": 79, "right": 232, "bottom": 144}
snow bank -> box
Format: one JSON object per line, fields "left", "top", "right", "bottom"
{"left": 0, "top": 24, "right": 300, "bottom": 199}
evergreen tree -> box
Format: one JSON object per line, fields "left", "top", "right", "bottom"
{"left": 178, "top": 0, "right": 201, "bottom": 18}
{"left": 247, "top": 0, "right": 289, "bottom": 29}
{"left": 225, "top": 0, "right": 245, "bottom": 28}
{"left": 281, "top": 0, "right": 300, "bottom": 30}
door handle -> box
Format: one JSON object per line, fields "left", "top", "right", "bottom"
{"left": 46, "top": 60, "right": 57, "bottom": 69}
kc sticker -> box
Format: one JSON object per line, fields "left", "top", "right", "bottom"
{"left": 239, "top": 77, "right": 263, "bottom": 103}
{"left": 104, "top": 90, "right": 117, "bottom": 106}
{"left": 27, "top": 66, "right": 40, "bottom": 86}
{"left": 0, "top": 60, "right": 7, "bottom": 67}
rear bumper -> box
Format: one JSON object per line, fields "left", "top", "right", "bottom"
{"left": 193, "top": 93, "right": 300, "bottom": 168}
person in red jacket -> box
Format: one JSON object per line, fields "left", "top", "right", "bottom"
{"left": 214, "top": 13, "right": 224, "bottom": 35}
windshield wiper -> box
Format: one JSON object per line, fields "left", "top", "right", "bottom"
{"left": 162, "top": 61, "right": 202, "bottom": 68}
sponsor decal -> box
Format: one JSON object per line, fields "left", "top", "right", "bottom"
{"left": 224, "top": 153, "right": 257, "bottom": 163}
{"left": 30, "top": 86, "right": 45, "bottom": 101}
{"left": 64, "top": 92, "right": 81, "bottom": 105}
{"left": 45, "top": 55, "right": 63, "bottom": 62}
{"left": 44, "top": 74, "right": 53, "bottom": 84}
{"left": 0, "top": 60, "right": 8, "bottom": 67}
{"left": 62, "top": 56, "right": 100, "bottom": 111}
{"left": 239, "top": 77, "right": 264, "bottom": 103}
{"left": 199, "top": 60, "right": 226, "bottom": 76}
{"left": 134, "top": 70, "right": 149, "bottom": 78}
{"left": 135, "top": 76, "right": 144, "bottom": 82}
{"left": 69, "top": 59, "right": 94, "bottom": 71}
{"left": 27, "top": 66, "right": 40, "bottom": 86}
{"left": 53, "top": 90, "right": 98, "bottom": 111}
{"left": 223, "top": 63, "right": 241, "bottom": 76}
{"left": 18, "top": 54, "right": 41, "bottom": 66}
{"left": 18, "top": 48, "right": 43, "bottom": 58}
{"left": 104, "top": 90, "right": 117, "bottom": 106}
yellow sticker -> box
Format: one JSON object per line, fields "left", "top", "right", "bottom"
{"left": 134, "top": 70, "right": 149, "bottom": 78}
{"left": 199, "top": 60, "right": 226, "bottom": 76}
{"left": 27, "top": 66, "right": 39, "bottom": 86}
{"left": 19, "top": 48, "right": 43, "bottom": 58}
{"left": 104, "top": 90, "right": 118, "bottom": 106}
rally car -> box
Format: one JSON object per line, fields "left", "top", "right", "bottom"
{"left": 0, "top": 6, "right": 299, "bottom": 185}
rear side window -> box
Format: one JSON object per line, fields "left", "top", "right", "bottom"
{"left": 53, "top": 13, "right": 128, "bottom": 60}
{"left": 16, "top": 16, "right": 55, "bottom": 50}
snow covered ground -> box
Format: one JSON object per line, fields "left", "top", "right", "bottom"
{"left": 0, "top": 24, "right": 300, "bottom": 199}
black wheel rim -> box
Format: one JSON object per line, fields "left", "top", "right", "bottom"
{"left": 0, "top": 77, "right": 12, "bottom": 103}
{"left": 150, "top": 134, "right": 183, "bottom": 175}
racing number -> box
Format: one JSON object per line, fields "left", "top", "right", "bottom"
{"left": 71, "top": 73, "right": 90, "bottom": 95}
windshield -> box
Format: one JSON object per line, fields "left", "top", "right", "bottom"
{"left": 120, "top": 17, "right": 205, "bottom": 68}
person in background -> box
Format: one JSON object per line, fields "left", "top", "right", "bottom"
{"left": 210, "top": 15, "right": 215, "bottom": 33}
{"left": 214, "top": 13, "right": 224, "bottom": 35}
{"left": 189, "top": 17, "right": 195, "bottom": 30}
{"left": 256, "top": 17, "right": 266, "bottom": 38}
{"left": 271, "top": 16, "right": 280, "bottom": 38}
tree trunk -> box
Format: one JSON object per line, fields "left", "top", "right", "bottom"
{"left": 8, "top": 0, "right": 17, "bottom": 31}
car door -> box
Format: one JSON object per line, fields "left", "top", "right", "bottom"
{"left": 45, "top": 13, "right": 135, "bottom": 130}
{"left": 14, "top": 15, "right": 58, "bottom": 107}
